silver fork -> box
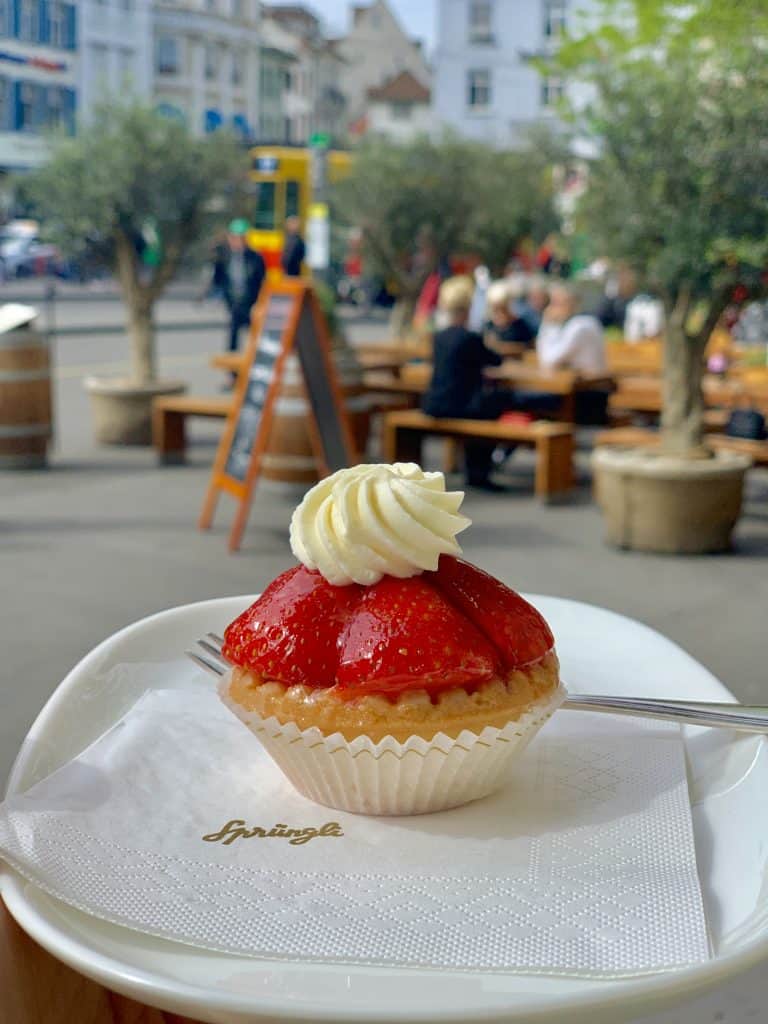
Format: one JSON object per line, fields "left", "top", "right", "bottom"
{"left": 188, "top": 636, "right": 768, "bottom": 734}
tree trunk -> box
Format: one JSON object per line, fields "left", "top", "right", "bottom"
{"left": 114, "top": 228, "right": 157, "bottom": 385}
{"left": 660, "top": 320, "right": 708, "bottom": 457}
{"left": 389, "top": 292, "right": 419, "bottom": 337}
{"left": 127, "top": 300, "right": 156, "bottom": 384}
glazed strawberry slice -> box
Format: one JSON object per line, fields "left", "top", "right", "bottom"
{"left": 336, "top": 576, "right": 500, "bottom": 696}
{"left": 222, "top": 565, "right": 361, "bottom": 687}
{"left": 429, "top": 556, "right": 553, "bottom": 670}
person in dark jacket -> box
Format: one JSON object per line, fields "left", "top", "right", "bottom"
{"left": 483, "top": 280, "right": 536, "bottom": 349}
{"left": 280, "top": 216, "right": 306, "bottom": 277}
{"left": 213, "top": 219, "right": 266, "bottom": 355}
{"left": 422, "top": 276, "right": 513, "bottom": 490}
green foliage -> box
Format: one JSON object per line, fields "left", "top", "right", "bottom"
{"left": 25, "top": 102, "right": 246, "bottom": 277}
{"left": 333, "top": 132, "right": 564, "bottom": 291}
{"left": 550, "top": 1, "right": 768, "bottom": 318}
{"left": 551, "top": 0, "right": 768, "bottom": 453}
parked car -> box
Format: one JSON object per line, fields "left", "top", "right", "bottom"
{"left": 0, "top": 220, "right": 60, "bottom": 279}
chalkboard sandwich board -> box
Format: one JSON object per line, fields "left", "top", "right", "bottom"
{"left": 199, "top": 280, "right": 356, "bottom": 552}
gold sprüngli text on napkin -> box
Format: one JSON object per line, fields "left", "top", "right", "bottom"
{"left": 202, "top": 819, "right": 344, "bottom": 847}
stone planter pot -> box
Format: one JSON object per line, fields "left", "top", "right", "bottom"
{"left": 84, "top": 376, "right": 186, "bottom": 446}
{"left": 592, "top": 446, "right": 751, "bottom": 554}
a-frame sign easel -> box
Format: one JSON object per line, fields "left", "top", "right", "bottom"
{"left": 199, "top": 279, "right": 355, "bottom": 551}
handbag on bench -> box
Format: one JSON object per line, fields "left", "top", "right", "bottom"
{"left": 726, "top": 407, "right": 766, "bottom": 441}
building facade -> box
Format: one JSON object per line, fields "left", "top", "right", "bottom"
{"left": 336, "top": 0, "right": 431, "bottom": 125}
{"left": 150, "top": 0, "right": 261, "bottom": 140}
{"left": 366, "top": 70, "right": 430, "bottom": 142}
{"left": 258, "top": 41, "right": 293, "bottom": 142}
{"left": 0, "top": 0, "right": 78, "bottom": 171}
{"left": 261, "top": 4, "right": 346, "bottom": 146}
{"left": 432, "top": 0, "right": 586, "bottom": 148}
{"left": 78, "top": 0, "right": 152, "bottom": 121}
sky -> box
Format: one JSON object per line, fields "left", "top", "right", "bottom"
{"left": 268, "top": 0, "right": 437, "bottom": 52}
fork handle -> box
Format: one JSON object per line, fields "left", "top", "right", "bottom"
{"left": 562, "top": 694, "right": 768, "bottom": 733}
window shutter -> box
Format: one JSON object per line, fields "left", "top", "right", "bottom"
{"left": 64, "top": 1, "right": 75, "bottom": 49}
{"left": 39, "top": 0, "right": 49, "bottom": 42}
{"left": 0, "top": 77, "right": 8, "bottom": 130}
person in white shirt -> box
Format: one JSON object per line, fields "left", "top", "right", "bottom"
{"left": 536, "top": 283, "right": 606, "bottom": 373}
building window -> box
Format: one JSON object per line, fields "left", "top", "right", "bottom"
{"left": 467, "top": 69, "right": 491, "bottom": 110}
{"left": 49, "top": 1, "right": 67, "bottom": 46}
{"left": 543, "top": 0, "right": 567, "bottom": 39}
{"left": 157, "top": 36, "right": 178, "bottom": 75}
{"left": 469, "top": 1, "right": 494, "bottom": 44}
{"left": 232, "top": 0, "right": 243, "bottom": 16}
{"left": 541, "top": 75, "right": 565, "bottom": 107}
{"left": 45, "top": 86, "right": 65, "bottom": 129}
{"left": 0, "top": 76, "right": 9, "bottom": 130}
{"left": 232, "top": 51, "right": 244, "bottom": 86}
{"left": 91, "top": 43, "right": 108, "bottom": 83}
{"left": 119, "top": 48, "right": 133, "bottom": 86}
{"left": 19, "top": 0, "right": 36, "bottom": 41}
{"left": 18, "top": 82, "right": 37, "bottom": 130}
{"left": 390, "top": 101, "right": 411, "bottom": 120}
{"left": 204, "top": 42, "right": 217, "bottom": 80}
{"left": 205, "top": 0, "right": 216, "bottom": 9}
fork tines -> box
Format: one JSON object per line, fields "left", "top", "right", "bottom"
{"left": 186, "top": 634, "right": 229, "bottom": 678}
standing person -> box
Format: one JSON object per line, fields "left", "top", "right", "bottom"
{"left": 281, "top": 216, "right": 305, "bottom": 277}
{"left": 213, "top": 219, "right": 266, "bottom": 359}
{"left": 422, "top": 276, "right": 511, "bottom": 491}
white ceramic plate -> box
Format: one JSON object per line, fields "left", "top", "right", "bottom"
{"left": 2, "top": 595, "right": 767, "bottom": 1024}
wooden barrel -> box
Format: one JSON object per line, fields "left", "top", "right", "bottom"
{"left": 0, "top": 325, "right": 51, "bottom": 469}
{"left": 261, "top": 354, "right": 369, "bottom": 485}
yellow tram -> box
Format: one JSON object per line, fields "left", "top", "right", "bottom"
{"left": 246, "top": 145, "right": 352, "bottom": 277}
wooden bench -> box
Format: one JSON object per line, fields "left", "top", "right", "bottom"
{"left": 382, "top": 409, "right": 575, "bottom": 500}
{"left": 707, "top": 434, "right": 768, "bottom": 466}
{"left": 594, "top": 426, "right": 768, "bottom": 466}
{"left": 152, "top": 395, "right": 232, "bottom": 464}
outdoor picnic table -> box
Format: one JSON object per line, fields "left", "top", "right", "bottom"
{"left": 486, "top": 361, "right": 616, "bottom": 422}
{"left": 210, "top": 348, "right": 415, "bottom": 377}
{"left": 610, "top": 374, "right": 768, "bottom": 417}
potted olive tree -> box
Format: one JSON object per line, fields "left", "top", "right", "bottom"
{"left": 333, "top": 133, "right": 560, "bottom": 336}
{"left": 26, "top": 103, "right": 245, "bottom": 444}
{"left": 556, "top": 5, "right": 768, "bottom": 552}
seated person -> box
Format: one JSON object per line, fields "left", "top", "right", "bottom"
{"left": 484, "top": 280, "right": 536, "bottom": 350}
{"left": 594, "top": 265, "right": 637, "bottom": 330}
{"left": 422, "top": 276, "right": 510, "bottom": 490}
{"left": 536, "top": 283, "right": 606, "bottom": 372}
{"left": 536, "top": 283, "right": 609, "bottom": 423}
{"left": 515, "top": 276, "right": 549, "bottom": 335}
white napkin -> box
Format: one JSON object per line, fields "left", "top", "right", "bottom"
{"left": 0, "top": 678, "right": 710, "bottom": 976}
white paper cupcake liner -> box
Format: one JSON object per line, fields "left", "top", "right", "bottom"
{"left": 219, "top": 675, "right": 567, "bottom": 816}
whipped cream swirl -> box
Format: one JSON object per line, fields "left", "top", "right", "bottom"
{"left": 289, "top": 463, "right": 471, "bottom": 586}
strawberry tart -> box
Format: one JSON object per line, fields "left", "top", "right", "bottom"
{"left": 219, "top": 463, "right": 564, "bottom": 815}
